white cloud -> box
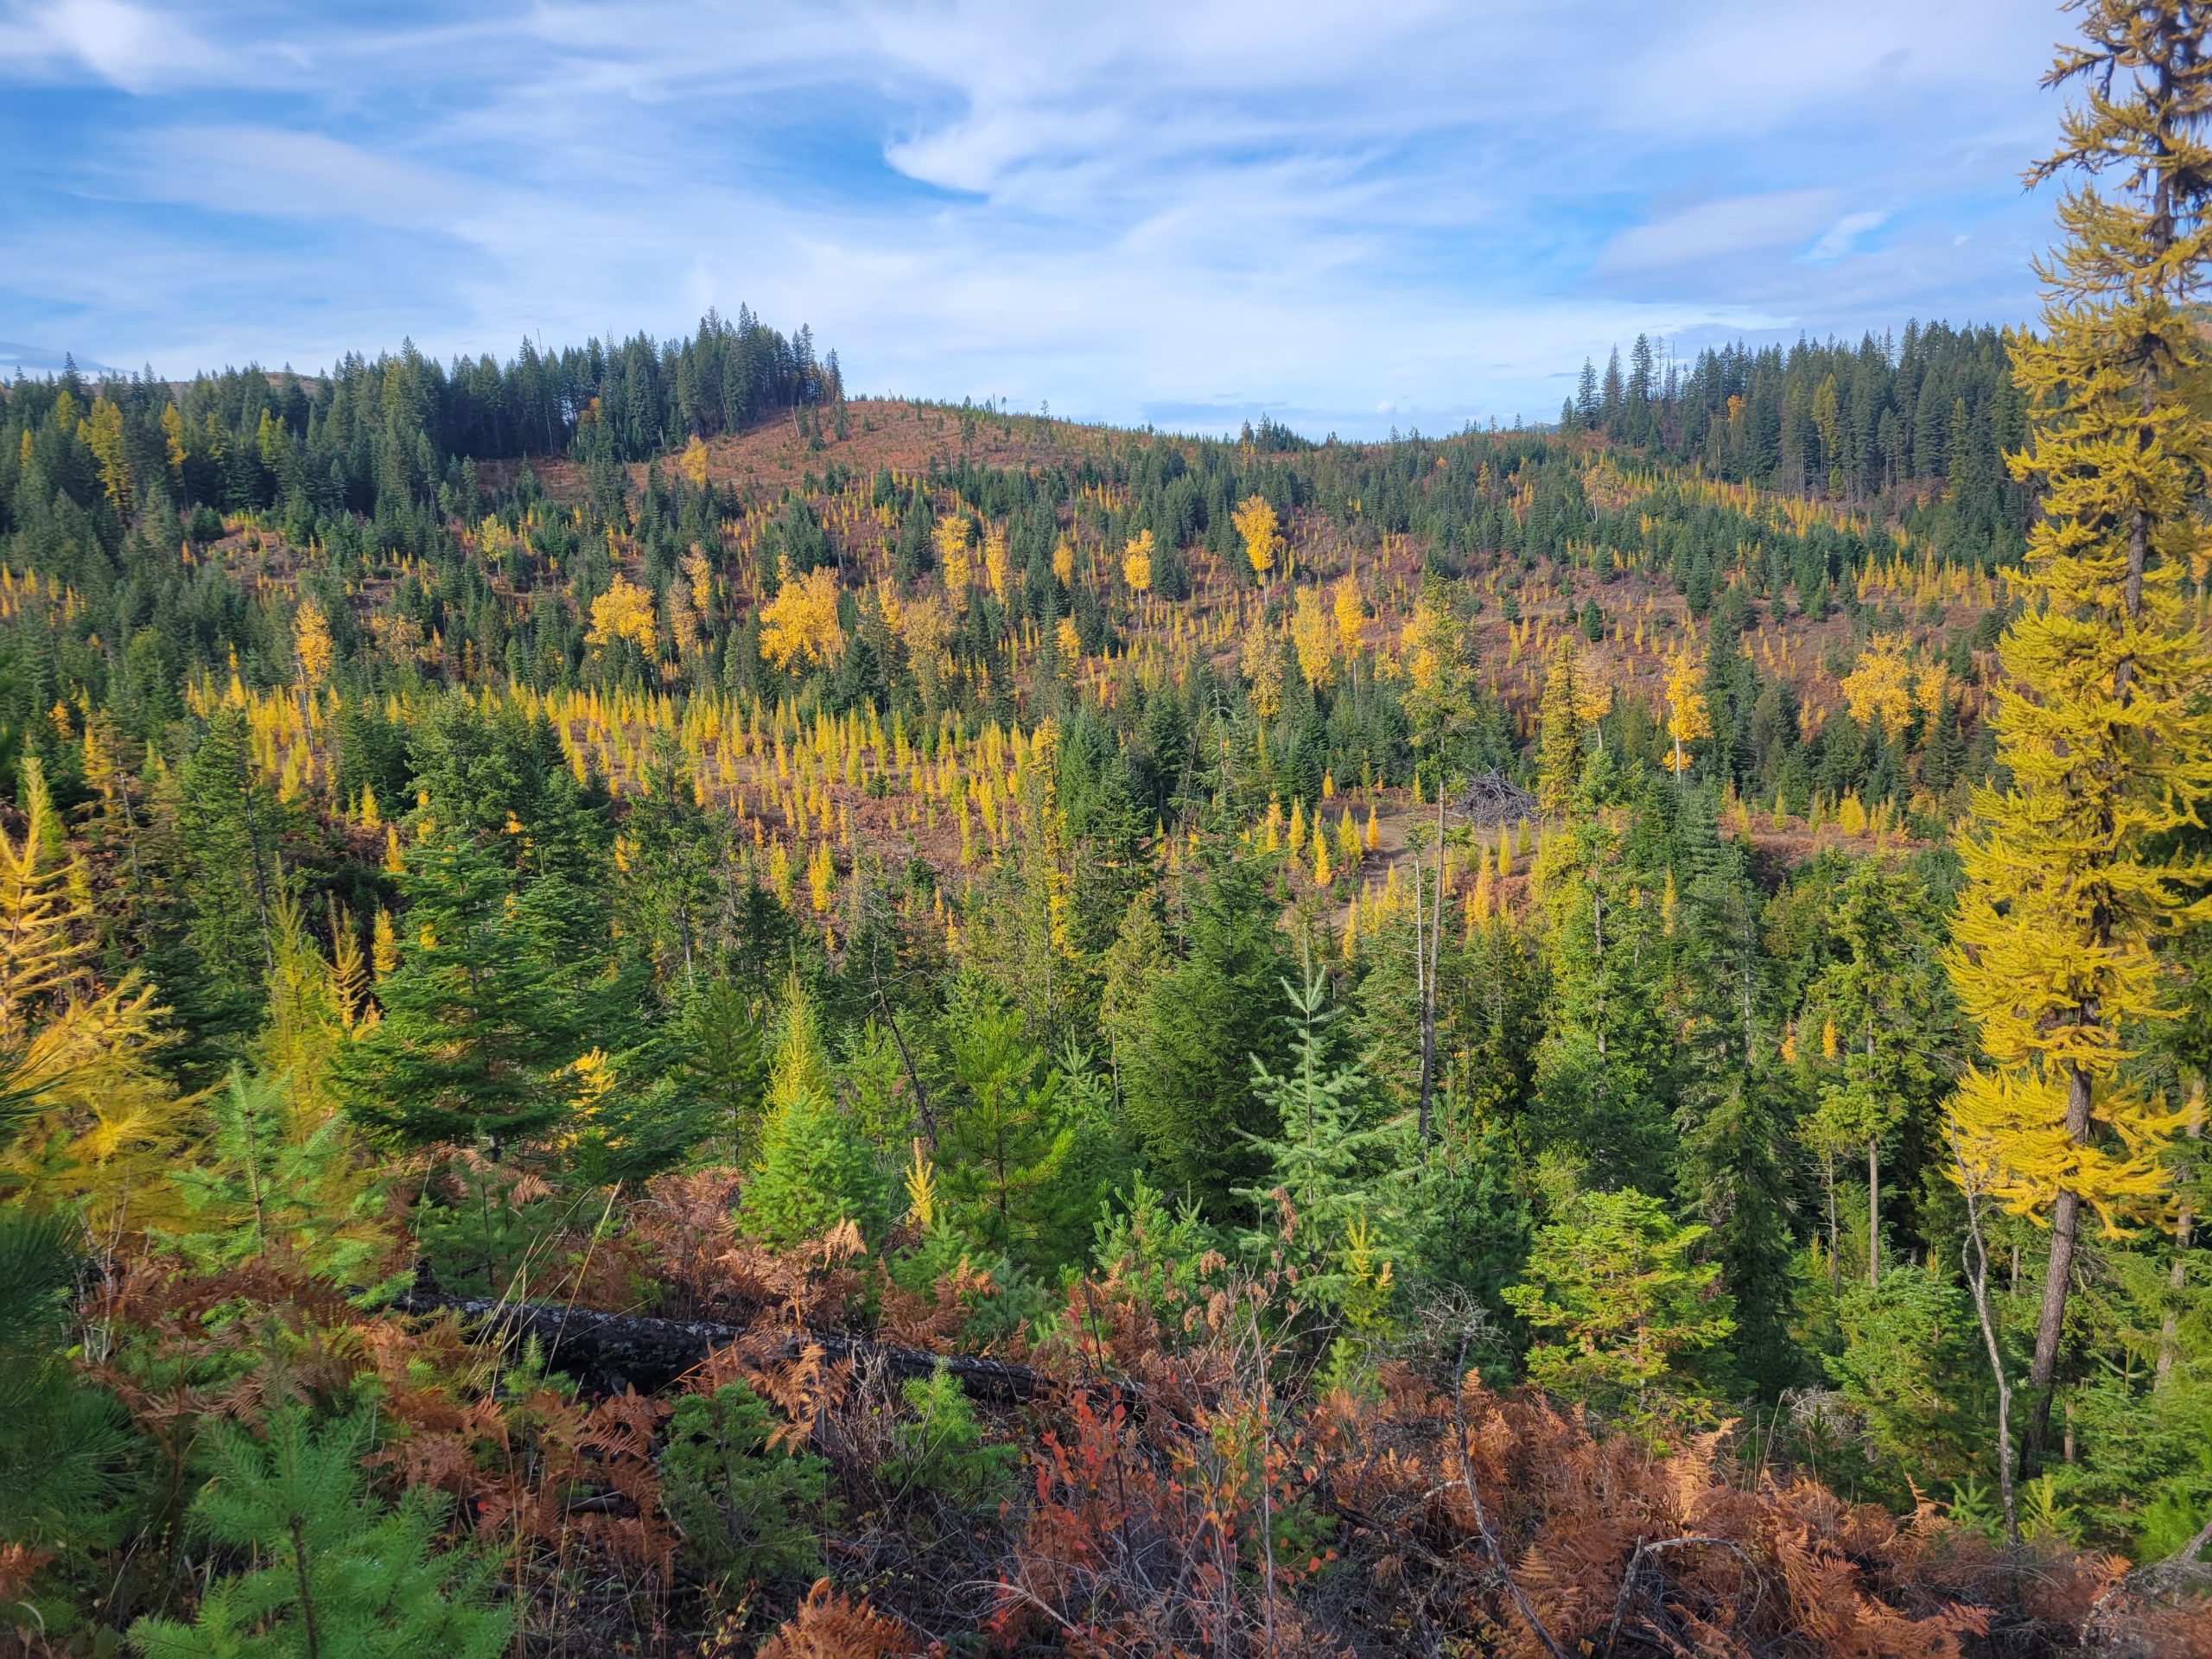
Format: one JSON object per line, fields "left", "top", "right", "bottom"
{"left": 1598, "top": 191, "right": 1837, "bottom": 275}
{"left": 1, "top": 0, "right": 2064, "bottom": 434}
{"left": 123, "top": 126, "right": 474, "bottom": 229}
{"left": 0, "top": 0, "right": 220, "bottom": 90}
{"left": 1803, "top": 209, "right": 1890, "bottom": 263}
{"left": 1609, "top": 0, "right": 2044, "bottom": 135}
{"left": 0, "top": 340, "right": 123, "bottom": 373}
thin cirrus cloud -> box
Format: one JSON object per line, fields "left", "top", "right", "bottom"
{"left": 1804, "top": 212, "right": 1893, "bottom": 265}
{"left": 0, "top": 0, "right": 2065, "bottom": 435}
{"left": 121, "top": 126, "right": 475, "bottom": 231}
{"left": 0, "top": 0, "right": 220, "bottom": 91}
{"left": 1595, "top": 191, "right": 1843, "bottom": 276}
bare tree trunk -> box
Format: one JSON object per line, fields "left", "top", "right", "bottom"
{"left": 239, "top": 766, "right": 277, "bottom": 978}
{"left": 1954, "top": 1126, "right": 2020, "bottom": 1548}
{"left": 1825, "top": 1150, "right": 1840, "bottom": 1289}
{"left": 1866, "top": 1028, "right": 1881, "bottom": 1287}
{"left": 1417, "top": 786, "right": 1445, "bottom": 1144}
{"left": 1412, "top": 839, "right": 1430, "bottom": 1144}
{"left": 2158, "top": 1084, "right": 2202, "bottom": 1389}
{"left": 2025, "top": 1065, "right": 2093, "bottom": 1471}
{"left": 1868, "top": 1136, "right": 1881, "bottom": 1288}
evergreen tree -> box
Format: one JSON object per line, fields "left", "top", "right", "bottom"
{"left": 337, "top": 836, "right": 613, "bottom": 1154}
{"left": 1799, "top": 861, "right": 1955, "bottom": 1286}
{"left": 619, "top": 734, "right": 728, "bottom": 982}
{"left": 874, "top": 1370, "right": 1020, "bottom": 1510}
{"left": 174, "top": 706, "right": 283, "bottom": 1020}
{"left": 1504, "top": 1185, "right": 1736, "bottom": 1436}
{"left": 1535, "top": 645, "right": 1585, "bottom": 817}
{"left": 1529, "top": 774, "right": 1675, "bottom": 1192}
{"left": 1403, "top": 1105, "right": 1530, "bottom": 1318}
{"left": 679, "top": 974, "right": 768, "bottom": 1166}
{"left": 126, "top": 1408, "right": 511, "bottom": 1659}
{"left": 1116, "top": 853, "right": 1288, "bottom": 1211}
{"left": 163, "top": 1071, "right": 393, "bottom": 1286}
{"left": 658, "top": 1382, "right": 830, "bottom": 1592}
{"left": 934, "top": 981, "right": 1083, "bottom": 1264}
{"left": 0, "top": 1205, "right": 132, "bottom": 1562}
{"left": 737, "top": 980, "right": 887, "bottom": 1248}
{"left": 1233, "top": 967, "right": 1408, "bottom": 1313}
{"left": 1668, "top": 798, "right": 1796, "bottom": 1391}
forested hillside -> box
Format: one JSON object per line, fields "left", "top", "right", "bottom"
{"left": 3, "top": 8, "right": 2211, "bottom": 1656}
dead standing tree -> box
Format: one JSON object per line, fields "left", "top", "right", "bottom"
{"left": 1409, "top": 771, "right": 1538, "bottom": 1144}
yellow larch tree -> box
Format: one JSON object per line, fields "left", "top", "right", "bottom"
{"left": 294, "top": 596, "right": 334, "bottom": 690}
{"left": 807, "top": 841, "right": 837, "bottom": 913}
{"left": 1914, "top": 660, "right": 1951, "bottom": 722}
{"left": 372, "top": 906, "right": 398, "bottom": 978}
{"left": 587, "top": 573, "right": 659, "bottom": 655}
{"left": 1946, "top": 0, "right": 2212, "bottom": 1470}
{"left": 1291, "top": 585, "right": 1335, "bottom": 690}
{"left": 935, "top": 513, "right": 974, "bottom": 595}
{"left": 1840, "top": 633, "right": 1915, "bottom": 735}
{"left": 1121, "top": 531, "right": 1154, "bottom": 600}
{"left": 0, "top": 758, "right": 87, "bottom": 1040}
{"left": 0, "top": 759, "right": 190, "bottom": 1238}
{"left": 1233, "top": 494, "right": 1280, "bottom": 584}
{"left": 1332, "top": 573, "right": 1364, "bottom": 655}
{"left": 159, "top": 401, "right": 188, "bottom": 476}
{"left": 761, "top": 566, "right": 845, "bottom": 671}
{"left": 1241, "top": 626, "right": 1286, "bottom": 719}
{"left": 682, "top": 544, "right": 715, "bottom": 621}
{"left": 1664, "top": 648, "right": 1711, "bottom": 777}
{"left": 983, "top": 525, "right": 1010, "bottom": 602}
{"left": 79, "top": 396, "right": 131, "bottom": 518}
{"left": 1571, "top": 650, "right": 1614, "bottom": 753}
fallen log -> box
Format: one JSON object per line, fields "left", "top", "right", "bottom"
{"left": 390, "top": 1289, "right": 1051, "bottom": 1403}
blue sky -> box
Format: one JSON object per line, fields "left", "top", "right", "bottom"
{"left": 3, "top": 0, "right": 2064, "bottom": 438}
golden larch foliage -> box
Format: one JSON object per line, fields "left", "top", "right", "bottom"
{"left": 1233, "top": 494, "right": 1279, "bottom": 581}
{"left": 586, "top": 574, "right": 659, "bottom": 655}
{"left": 1121, "top": 531, "right": 1153, "bottom": 595}
{"left": 935, "top": 514, "right": 974, "bottom": 594}
{"left": 761, "top": 567, "right": 846, "bottom": 671}
{"left": 1840, "top": 634, "right": 1915, "bottom": 735}
{"left": 1943, "top": 0, "right": 2212, "bottom": 1450}
{"left": 294, "top": 597, "right": 334, "bottom": 689}
{"left": 80, "top": 397, "right": 131, "bottom": 517}
{"left": 1664, "top": 649, "right": 1712, "bottom": 774}
{"left": 1332, "top": 573, "right": 1364, "bottom": 652}
{"left": 1291, "top": 585, "right": 1335, "bottom": 690}
{"left": 983, "top": 526, "right": 1010, "bottom": 601}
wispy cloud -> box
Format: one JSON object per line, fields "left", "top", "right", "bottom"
{"left": 1, "top": 339, "right": 123, "bottom": 374}
{"left": 0, "top": 0, "right": 225, "bottom": 90}
{"left": 122, "top": 126, "right": 475, "bottom": 229}
{"left": 0, "top": 0, "right": 2066, "bottom": 435}
{"left": 1598, "top": 192, "right": 1840, "bottom": 276}
{"left": 1804, "top": 211, "right": 1891, "bottom": 264}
